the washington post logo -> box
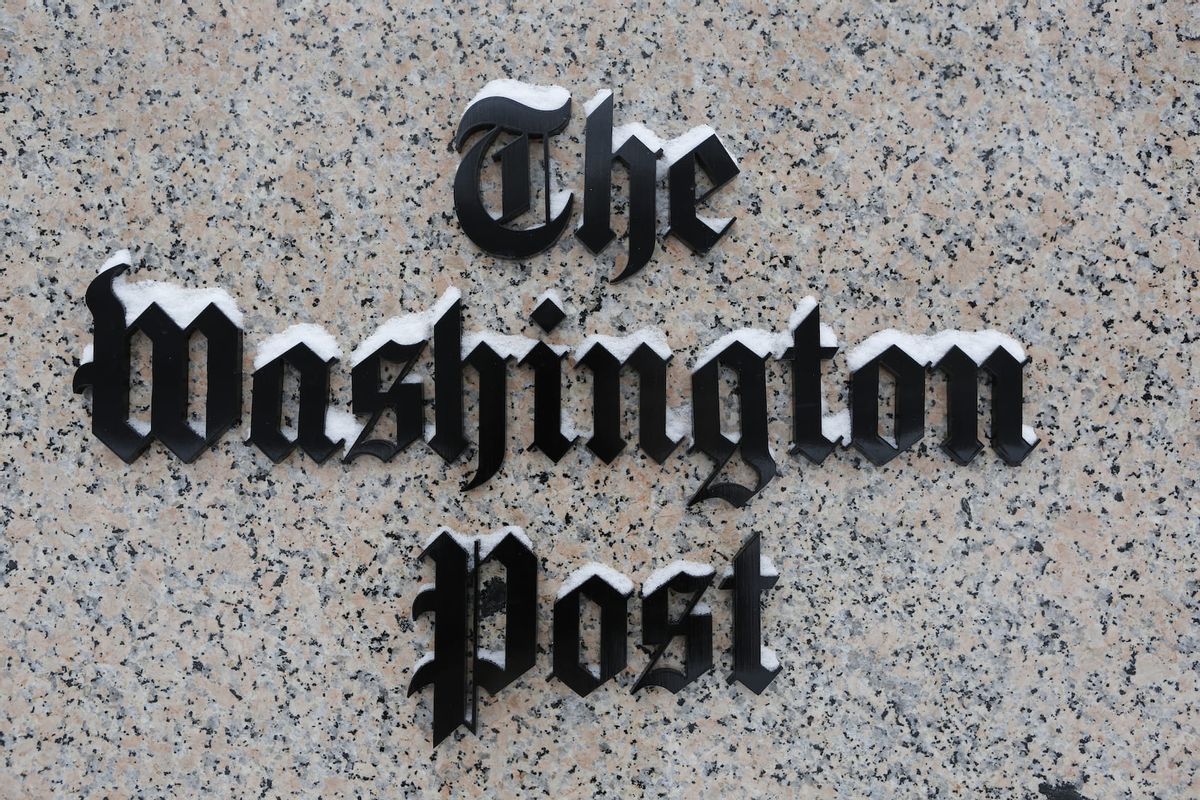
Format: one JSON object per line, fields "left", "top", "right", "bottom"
{"left": 69, "top": 79, "right": 1039, "bottom": 748}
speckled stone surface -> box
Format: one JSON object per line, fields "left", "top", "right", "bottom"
{"left": 1, "top": 2, "right": 1197, "bottom": 798}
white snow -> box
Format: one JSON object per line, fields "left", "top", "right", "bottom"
{"left": 254, "top": 323, "right": 341, "bottom": 369}
{"left": 350, "top": 288, "right": 461, "bottom": 367}
{"left": 691, "top": 328, "right": 786, "bottom": 372}
{"left": 845, "top": 329, "right": 1026, "bottom": 373}
{"left": 692, "top": 300, "right": 843, "bottom": 372}
{"left": 787, "top": 297, "right": 838, "bottom": 348}
{"left": 611, "top": 123, "right": 733, "bottom": 180}
{"left": 477, "top": 526, "right": 534, "bottom": 559}
{"left": 98, "top": 249, "right": 246, "bottom": 330}
{"left": 112, "top": 278, "right": 245, "bottom": 330}
{"left": 1022, "top": 424, "right": 1039, "bottom": 446}
{"left": 462, "top": 331, "right": 558, "bottom": 360}
{"left": 760, "top": 645, "right": 780, "bottom": 672}
{"left": 128, "top": 418, "right": 151, "bottom": 436}
{"left": 98, "top": 248, "right": 243, "bottom": 329}
{"left": 423, "top": 528, "right": 479, "bottom": 562}
{"left": 80, "top": 343, "right": 94, "bottom": 365}
{"left": 822, "top": 409, "right": 851, "bottom": 444}
{"left": 693, "top": 602, "right": 712, "bottom": 616}
{"left": 556, "top": 563, "right": 634, "bottom": 600}
{"left": 100, "top": 249, "right": 132, "bottom": 273}
{"left": 641, "top": 560, "right": 715, "bottom": 597}
{"left": 579, "top": 97, "right": 739, "bottom": 182}
{"left": 721, "top": 555, "right": 781, "bottom": 582}
{"left": 325, "top": 409, "right": 364, "bottom": 451}
{"left": 534, "top": 288, "right": 565, "bottom": 314}
{"left": 790, "top": 297, "right": 818, "bottom": 327}
{"left": 465, "top": 79, "right": 571, "bottom": 113}
{"left": 696, "top": 215, "right": 733, "bottom": 231}
{"left": 421, "top": 526, "right": 534, "bottom": 565}
{"left": 412, "top": 651, "right": 434, "bottom": 672}
{"left": 582, "top": 89, "right": 612, "bottom": 116}
{"left": 575, "top": 328, "right": 672, "bottom": 363}
{"left": 477, "top": 649, "right": 506, "bottom": 670}
{"left": 665, "top": 403, "right": 691, "bottom": 444}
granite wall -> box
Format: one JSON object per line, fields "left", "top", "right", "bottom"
{"left": 1, "top": 1, "right": 1196, "bottom": 797}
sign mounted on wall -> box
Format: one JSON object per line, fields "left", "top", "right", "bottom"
{"left": 71, "top": 80, "right": 1040, "bottom": 746}
{"left": 73, "top": 79, "right": 1038, "bottom": 509}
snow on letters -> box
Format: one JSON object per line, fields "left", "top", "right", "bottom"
{"left": 101, "top": 249, "right": 244, "bottom": 329}
{"left": 579, "top": 89, "right": 739, "bottom": 180}
{"left": 845, "top": 329, "right": 1026, "bottom": 373}
{"left": 423, "top": 526, "right": 534, "bottom": 568}
{"left": 534, "top": 288, "right": 566, "bottom": 314}
{"left": 254, "top": 323, "right": 341, "bottom": 369}
{"left": 78, "top": 250, "right": 1035, "bottom": 478}
{"left": 582, "top": 89, "right": 611, "bottom": 116}
{"left": 465, "top": 79, "right": 572, "bottom": 113}
{"left": 556, "top": 563, "right": 635, "bottom": 600}
{"left": 691, "top": 297, "right": 835, "bottom": 371}
{"left": 575, "top": 328, "right": 673, "bottom": 363}
{"left": 351, "top": 288, "right": 461, "bottom": 367}
{"left": 641, "top": 560, "right": 715, "bottom": 597}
